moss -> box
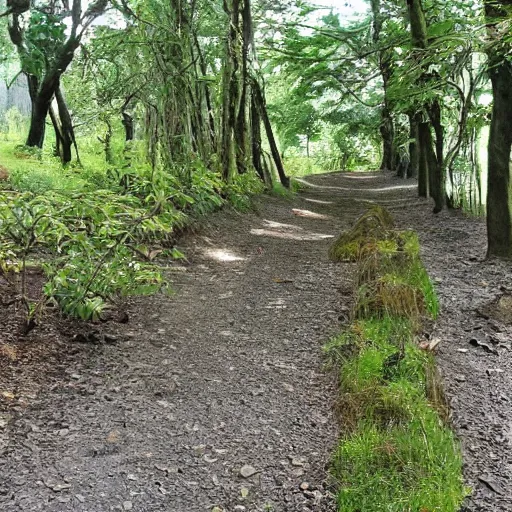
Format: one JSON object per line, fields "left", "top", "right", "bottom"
{"left": 329, "top": 205, "right": 395, "bottom": 262}
{"left": 328, "top": 216, "right": 466, "bottom": 510}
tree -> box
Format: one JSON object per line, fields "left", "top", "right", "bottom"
{"left": 6, "top": 0, "right": 109, "bottom": 154}
{"left": 406, "top": 0, "right": 444, "bottom": 212}
{"left": 484, "top": 0, "right": 512, "bottom": 258}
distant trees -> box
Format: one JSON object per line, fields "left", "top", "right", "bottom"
{"left": 6, "top": 0, "right": 109, "bottom": 160}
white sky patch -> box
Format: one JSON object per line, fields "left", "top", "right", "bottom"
{"left": 311, "top": 0, "right": 370, "bottom": 23}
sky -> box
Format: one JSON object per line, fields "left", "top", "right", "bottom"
{"left": 313, "top": 0, "right": 369, "bottom": 22}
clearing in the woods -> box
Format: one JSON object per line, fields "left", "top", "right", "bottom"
{"left": 1, "top": 171, "right": 511, "bottom": 511}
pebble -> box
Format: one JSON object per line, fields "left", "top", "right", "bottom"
{"left": 240, "top": 465, "right": 258, "bottom": 478}
{"left": 123, "top": 501, "right": 133, "bottom": 511}
{"left": 455, "top": 375, "right": 466, "bottom": 382}
{"left": 300, "top": 482, "right": 309, "bottom": 490}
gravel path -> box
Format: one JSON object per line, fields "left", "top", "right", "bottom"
{"left": 1, "top": 171, "right": 510, "bottom": 511}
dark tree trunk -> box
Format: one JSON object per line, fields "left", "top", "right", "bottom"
{"left": 251, "top": 93, "right": 264, "bottom": 180}
{"left": 485, "top": 0, "right": 512, "bottom": 258}
{"left": 407, "top": 0, "right": 444, "bottom": 211}
{"left": 122, "top": 112, "right": 134, "bottom": 141}
{"left": 194, "top": 34, "right": 216, "bottom": 149}
{"left": 407, "top": 113, "right": 419, "bottom": 178}
{"left": 371, "top": 0, "right": 395, "bottom": 173}
{"left": 234, "top": 0, "right": 252, "bottom": 174}
{"left": 55, "top": 87, "right": 78, "bottom": 164}
{"left": 251, "top": 77, "right": 289, "bottom": 188}
{"left": 417, "top": 121, "right": 430, "bottom": 197}
{"left": 428, "top": 99, "right": 445, "bottom": 213}
{"left": 27, "top": 99, "right": 47, "bottom": 148}
{"left": 380, "top": 106, "right": 394, "bottom": 170}
{"left": 221, "top": 0, "right": 241, "bottom": 181}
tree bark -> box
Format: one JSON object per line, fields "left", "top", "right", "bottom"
{"left": 485, "top": 0, "right": 512, "bottom": 258}
{"left": 251, "top": 77, "right": 289, "bottom": 188}
{"left": 380, "top": 106, "right": 394, "bottom": 170}
{"left": 417, "top": 121, "right": 430, "bottom": 197}
{"left": 407, "top": 112, "right": 419, "bottom": 178}
{"left": 407, "top": 0, "right": 444, "bottom": 211}
{"left": 122, "top": 112, "right": 134, "bottom": 141}
{"left": 221, "top": 0, "right": 241, "bottom": 181}
{"left": 428, "top": 99, "right": 445, "bottom": 212}
{"left": 371, "top": 0, "right": 395, "bottom": 172}
{"left": 25, "top": 37, "right": 80, "bottom": 148}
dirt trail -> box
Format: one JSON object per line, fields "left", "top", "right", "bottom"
{"left": 0, "top": 171, "right": 510, "bottom": 512}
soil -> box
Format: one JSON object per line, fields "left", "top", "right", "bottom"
{"left": 0, "top": 171, "right": 510, "bottom": 511}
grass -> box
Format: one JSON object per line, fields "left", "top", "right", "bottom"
{"left": 327, "top": 207, "right": 467, "bottom": 512}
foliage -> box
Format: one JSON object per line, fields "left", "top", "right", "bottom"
{"left": 0, "top": 189, "right": 182, "bottom": 324}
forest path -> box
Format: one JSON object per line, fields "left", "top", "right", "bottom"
{"left": 1, "top": 171, "right": 511, "bottom": 512}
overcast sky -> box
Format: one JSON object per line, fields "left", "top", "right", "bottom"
{"left": 313, "top": 0, "right": 369, "bottom": 21}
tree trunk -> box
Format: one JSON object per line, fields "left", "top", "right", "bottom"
{"left": 407, "top": 0, "right": 444, "bottom": 211}
{"left": 485, "top": 0, "right": 512, "bottom": 258}
{"left": 251, "top": 77, "right": 289, "bottom": 188}
{"left": 221, "top": 0, "right": 241, "bottom": 181}
{"left": 380, "top": 106, "right": 394, "bottom": 170}
{"left": 234, "top": 0, "right": 252, "bottom": 174}
{"left": 122, "top": 112, "right": 134, "bottom": 141}
{"left": 407, "top": 113, "right": 419, "bottom": 178}
{"left": 428, "top": 99, "right": 445, "bottom": 212}
{"left": 27, "top": 98, "right": 48, "bottom": 148}
{"left": 55, "top": 87, "right": 78, "bottom": 164}
{"left": 371, "top": 0, "right": 395, "bottom": 173}
{"left": 417, "top": 121, "right": 430, "bottom": 197}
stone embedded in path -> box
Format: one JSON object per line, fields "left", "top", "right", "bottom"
{"left": 240, "top": 465, "right": 258, "bottom": 478}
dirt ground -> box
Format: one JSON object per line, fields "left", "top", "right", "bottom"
{"left": 0, "top": 171, "right": 510, "bottom": 511}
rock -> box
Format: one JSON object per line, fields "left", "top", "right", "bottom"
{"left": 123, "top": 501, "right": 133, "bottom": 511}
{"left": 193, "top": 444, "right": 206, "bottom": 456}
{"left": 75, "top": 494, "right": 85, "bottom": 503}
{"left": 234, "top": 506, "right": 246, "bottom": 511}
{"left": 212, "top": 507, "right": 224, "bottom": 512}
{"left": 469, "top": 338, "right": 498, "bottom": 354}
{"left": 454, "top": 375, "right": 466, "bottom": 383}
{"left": 104, "top": 334, "right": 117, "bottom": 344}
{"left": 45, "top": 481, "right": 71, "bottom": 492}
{"left": 300, "top": 482, "right": 310, "bottom": 491}
{"left": 478, "top": 475, "right": 503, "bottom": 495}
{"left": 240, "top": 487, "right": 249, "bottom": 498}
{"left": 290, "top": 456, "right": 307, "bottom": 467}
{"left": 486, "top": 368, "right": 505, "bottom": 375}
{"left": 240, "top": 465, "right": 258, "bottom": 478}
{"left": 0, "top": 414, "right": 11, "bottom": 429}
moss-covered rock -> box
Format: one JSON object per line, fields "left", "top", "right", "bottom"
{"left": 329, "top": 205, "right": 395, "bottom": 262}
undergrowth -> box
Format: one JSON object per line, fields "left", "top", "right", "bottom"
{"left": 327, "top": 206, "right": 467, "bottom": 511}
{"left": 0, "top": 139, "right": 265, "bottom": 330}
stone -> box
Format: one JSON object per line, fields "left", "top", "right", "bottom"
{"left": 240, "top": 465, "right": 258, "bottom": 478}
